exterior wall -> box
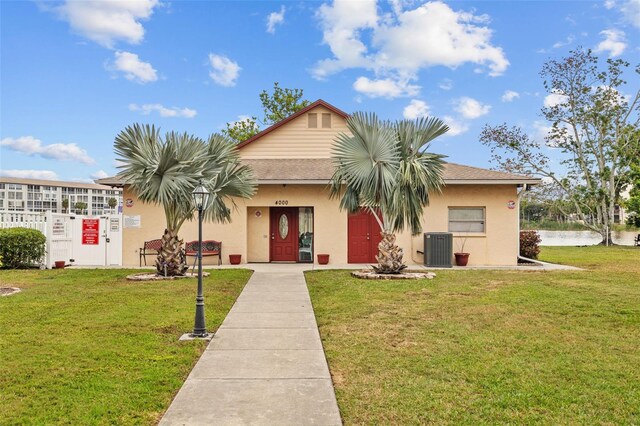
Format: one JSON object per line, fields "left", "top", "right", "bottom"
{"left": 122, "top": 184, "right": 347, "bottom": 267}
{"left": 121, "top": 183, "right": 520, "bottom": 267}
{"left": 239, "top": 106, "right": 348, "bottom": 159}
{"left": 411, "top": 184, "right": 520, "bottom": 266}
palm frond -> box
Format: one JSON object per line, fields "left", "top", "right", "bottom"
{"left": 113, "top": 124, "right": 256, "bottom": 233}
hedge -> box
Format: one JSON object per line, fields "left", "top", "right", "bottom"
{"left": 0, "top": 227, "right": 46, "bottom": 269}
{"left": 520, "top": 230, "right": 542, "bottom": 259}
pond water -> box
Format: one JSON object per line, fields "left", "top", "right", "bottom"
{"left": 536, "top": 230, "right": 639, "bottom": 246}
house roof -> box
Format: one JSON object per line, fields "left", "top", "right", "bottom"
{"left": 243, "top": 159, "right": 540, "bottom": 185}
{"left": 96, "top": 159, "right": 540, "bottom": 187}
{"left": 235, "top": 99, "right": 349, "bottom": 150}
{"left": 96, "top": 98, "right": 539, "bottom": 187}
{"left": 1, "top": 176, "right": 122, "bottom": 190}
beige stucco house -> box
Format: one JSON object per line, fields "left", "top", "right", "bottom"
{"left": 99, "top": 100, "right": 539, "bottom": 267}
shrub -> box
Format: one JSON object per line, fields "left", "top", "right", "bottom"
{"left": 520, "top": 230, "right": 542, "bottom": 259}
{"left": 0, "top": 227, "right": 46, "bottom": 269}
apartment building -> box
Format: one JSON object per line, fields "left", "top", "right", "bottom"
{"left": 0, "top": 177, "right": 122, "bottom": 215}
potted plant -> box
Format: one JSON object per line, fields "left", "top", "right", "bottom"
{"left": 229, "top": 254, "right": 242, "bottom": 265}
{"left": 454, "top": 236, "right": 470, "bottom": 266}
{"left": 317, "top": 254, "right": 330, "bottom": 265}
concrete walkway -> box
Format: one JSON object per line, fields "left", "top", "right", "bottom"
{"left": 160, "top": 270, "right": 342, "bottom": 425}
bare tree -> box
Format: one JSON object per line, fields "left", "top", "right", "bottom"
{"left": 481, "top": 49, "right": 639, "bottom": 244}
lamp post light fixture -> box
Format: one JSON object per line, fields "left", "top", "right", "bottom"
{"left": 190, "top": 180, "right": 210, "bottom": 338}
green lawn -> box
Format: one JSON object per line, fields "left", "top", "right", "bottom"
{"left": 306, "top": 246, "right": 640, "bottom": 424}
{"left": 0, "top": 268, "right": 251, "bottom": 425}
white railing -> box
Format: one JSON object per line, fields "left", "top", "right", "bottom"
{"left": 0, "top": 211, "right": 47, "bottom": 233}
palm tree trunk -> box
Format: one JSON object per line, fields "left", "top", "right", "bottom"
{"left": 372, "top": 232, "right": 408, "bottom": 274}
{"left": 156, "top": 228, "right": 188, "bottom": 276}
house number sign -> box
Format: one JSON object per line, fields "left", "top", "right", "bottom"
{"left": 274, "top": 200, "right": 289, "bottom": 205}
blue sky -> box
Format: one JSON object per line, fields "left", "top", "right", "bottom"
{"left": 1, "top": 0, "right": 638, "bottom": 182}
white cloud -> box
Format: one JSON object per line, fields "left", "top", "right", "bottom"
{"left": 266, "top": 6, "right": 286, "bottom": 34}
{"left": 621, "top": 0, "right": 640, "bottom": 27}
{"left": 442, "top": 115, "right": 469, "bottom": 136}
{"left": 226, "top": 115, "right": 253, "bottom": 126}
{"left": 454, "top": 97, "right": 491, "bottom": 119}
{"left": 90, "top": 170, "right": 109, "bottom": 180}
{"left": 129, "top": 103, "right": 197, "bottom": 118}
{"left": 313, "top": 0, "right": 509, "bottom": 97}
{"left": 604, "top": 0, "right": 616, "bottom": 9}
{"left": 533, "top": 120, "right": 553, "bottom": 142}
{"left": 595, "top": 29, "right": 627, "bottom": 57}
{"left": 353, "top": 76, "right": 419, "bottom": 98}
{"left": 0, "top": 169, "right": 60, "bottom": 180}
{"left": 54, "top": 0, "right": 160, "bottom": 48}
{"left": 438, "top": 79, "right": 453, "bottom": 91}
{"left": 313, "top": 0, "right": 378, "bottom": 80}
{"left": 1, "top": 136, "right": 95, "bottom": 165}
{"left": 403, "top": 99, "right": 431, "bottom": 119}
{"left": 544, "top": 92, "right": 568, "bottom": 108}
{"left": 552, "top": 34, "right": 575, "bottom": 49}
{"left": 208, "top": 54, "right": 241, "bottom": 87}
{"left": 501, "top": 90, "right": 520, "bottom": 102}
{"left": 112, "top": 51, "right": 158, "bottom": 83}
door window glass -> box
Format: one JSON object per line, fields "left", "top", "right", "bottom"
{"left": 298, "top": 207, "right": 314, "bottom": 262}
{"left": 279, "top": 214, "right": 288, "bottom": 239}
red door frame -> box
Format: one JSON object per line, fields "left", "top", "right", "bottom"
{"left": 348, "top": 209, "right": 383, "bottom": 263}
{"left": 270, "top": 207, "right": 299, "bottom": 262}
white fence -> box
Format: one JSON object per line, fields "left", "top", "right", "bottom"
{"left": 0, "top": 211, "right": 47, "bottom": 233}
{"left": 1, "top": 211, "right": 122, "bottom": 268}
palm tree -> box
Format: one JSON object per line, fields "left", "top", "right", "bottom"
{"left": 330, "top": 112, "right": 448, "bottom": 274}
{"left": 114, "top": 124, "right": 256, "bottom": 276}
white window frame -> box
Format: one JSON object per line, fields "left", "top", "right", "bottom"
{"left": 448, "top": 207, "right": 486, "bottom": 233}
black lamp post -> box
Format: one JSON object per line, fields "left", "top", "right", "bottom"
{"left": 191, "top": 180, "right": 210, "bottom": 338}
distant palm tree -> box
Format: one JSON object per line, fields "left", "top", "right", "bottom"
{"left": 330, "top": 113, "right": 448, "bottom": 273}
{"left": 114, "top": 124, "right": 256, "bottom": 276}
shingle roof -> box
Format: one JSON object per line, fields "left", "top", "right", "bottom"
{"left": 244, "top": 159, "right": 539, "bottom": 184}
{"left": 96, "top": 159, "right": 539, "bottom": 187}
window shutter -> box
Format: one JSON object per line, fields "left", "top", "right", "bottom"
{"left": 322, "top": 113, "right": 331, "bottom": 128}
{"left": 308, "top": 113, "right": 318, "bottom": 128}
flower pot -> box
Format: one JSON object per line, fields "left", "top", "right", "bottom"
{"left": 229, "top": 254, "right": 242, "bottom": 265}
{"left": 454, "top": 253, "right": 470, "bottom": 267}
{"left": 317, "top": 254, "right": 330, "bottom": 265}
{"left": 54, "top": 261, "right": 66, "bottom": 269}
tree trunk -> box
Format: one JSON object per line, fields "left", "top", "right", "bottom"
{"left": 372, "top": 232, "right": 407, "bottom": 274}
{"left": 156, "top": 228, "right": 188, "bottom": 276}
{"left": 599, "top": 228, "right": 615, "bottom": 246}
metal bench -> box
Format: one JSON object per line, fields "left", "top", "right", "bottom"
{"left": 634, "top": 234, "right": 640, "bottom": 246}
{"left": 185, "top": 240, "right": 222, "bottom": 272}
{"left": 139, "top": 238, "right": 162, "bottom": 266}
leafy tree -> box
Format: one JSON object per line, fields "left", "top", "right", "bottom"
{"left": 74, "top": 202, "right": 88, "bottom": 214}
{"left": 61, "top": 198, "right": 69, "bottom": 213}
{"left": 480, "top": 49, "right": 639, "bottom": 244}
{"left": 223, "top": 116, "right": 261, "bottom": 143}
{"left": 259, "top": 82, "right": 311, "bottom": 124}
{"left": 330, "top": 113, "right": 448, "bottom": 273}
{"left": 107, "top": 197, "right": 118, "bottom": 210}
{"left": 223, "top": 82, "right": 311, "bottom": 143}
{"left": 114, "top": 124, "right": 256, "bottom": 276}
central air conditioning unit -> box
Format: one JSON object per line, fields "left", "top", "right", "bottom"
{"left": 424, "top": 232, "right": 453, "bottom": 268}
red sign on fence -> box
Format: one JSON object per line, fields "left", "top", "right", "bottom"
{"left": 82, "top": 219, "right": 100, "bottom": 245}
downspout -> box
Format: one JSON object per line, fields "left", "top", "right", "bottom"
{"left": 516, "top": 184, "right": 528, "bottom": 263}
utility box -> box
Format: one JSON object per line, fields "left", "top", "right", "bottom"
{"left": 424, "top": 232, "right": 453, "bottom": 268}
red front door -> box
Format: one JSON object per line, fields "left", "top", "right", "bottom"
{"left": 348, "top": 209, "right": 383, "bottom": 263}
{"left": 270, "top": 207, "right": 298, "bottom": 262}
